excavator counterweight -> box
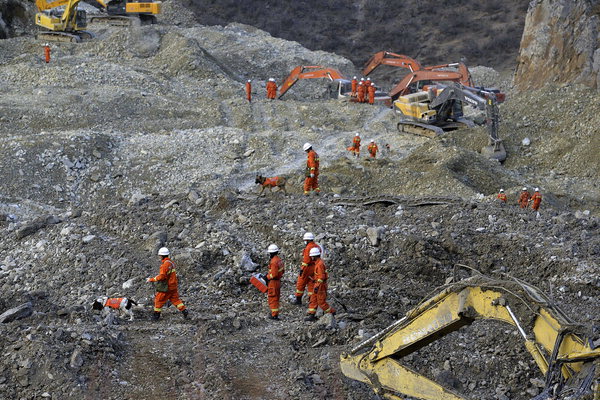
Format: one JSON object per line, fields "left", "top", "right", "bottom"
{"left": 340, "top": 275, "right": 600, "bottom": 400}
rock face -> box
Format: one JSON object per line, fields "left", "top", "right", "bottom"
{"left": 514, "top": 0, "right": 600, "bottom": 90}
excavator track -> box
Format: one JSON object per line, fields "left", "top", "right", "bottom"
{"left": 35, "top": 30, "right": 94, "bottom": 43}
{"left": 397, "top": 121, "right": 444, "bottom": 138}
{"left": 89, "top": 15, "right": 133, "bottom": 26}
{"left": 331, "top": 195, "right": 460, "bottom": 207}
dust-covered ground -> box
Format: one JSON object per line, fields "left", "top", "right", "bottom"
{"left": 0, "top": 3, "right": 599, "bottom": 400}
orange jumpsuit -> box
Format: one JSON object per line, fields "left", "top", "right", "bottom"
{"left": 351, "top": 78, "right": 358, "bottom": 96}
{"left": 497, "top": 193, "right": 507, "bottom": 203}
{"left": 263, "top": 177, "right": 281, "bottom": 188}
{"left": 266, "top": 81, "right": 277, "bottom": 99}
{"left": 308, "top": 258, "right": 335, "bottom": 316}
{"left": 266, "top": 255, "right": 285, "bottom": 317}
{"left": 245, "top": 81, "right": 252, "bottom": 102}
{"left": 44, "top": 45, "right": 51, "bottom": 63}
{"left": 518, "top": 191, "right": 531, "bottom": 208}
{"left": 357, "top": 83, "right": 365, "bottom": 103}
{"left": 295, "top": 241, "right": 320, "bottom": 300}
{"left": 530, "top": 192, "right": 542, "bottom": 211}
{"left": 367, "top": 142, "right": 378, "bottom": 158}
{"left": 367, "top": 84, "right": 376, "bottom": 105}
{"left": 303, "top": 149, "right": 320, "bottom": 194}
{"left": 348, "top": 135, "right": 361, "bottom": 157}
{"left": 149, "top": 257, "right": 186, "bottom": 313}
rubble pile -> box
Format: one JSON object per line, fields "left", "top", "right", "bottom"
{"left": 0, "top": 2, "right": 598, "bottom": 399}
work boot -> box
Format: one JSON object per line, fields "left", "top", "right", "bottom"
{"left": 182, "top": 309, "right": 189, "bottom": 320}
{"left": 293, "top": 296, "right": 302, "bottom": 306}
{"left": 268, "top": 315, "right": 279, "bottom": 320}
{"left": 151, "top": 311, "right": 160, "bottom": 321}
{"left": 304, "top": 314, "right": 317, "bottom": 322}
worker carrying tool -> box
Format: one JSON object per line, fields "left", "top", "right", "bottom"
{"left": 357, "top": 82, "right": 366, "bottom": 103}
{"left": 497, "top": 189, "right": 507, "bottom": 203}
{"left": 305, "top": 247, "right": 335, "bottom": 321}
{"left": 518, "top": 187, "right": 531, "bottom": 208}
{"left": 347, "top": 134, "right": 361, "bottom": 158}
{"left": 264, "top": 244, "right": 285, "bottom": 320}
{"left": 303, "top": 142, "right": 320, "bottom": 195}
{"left": 43, "top": 43, "right": 51, "bottom": 63}
{"left": 351, "top": 76, "right": 358, "bottom": 97}
{"left": 266, "top": 78, "right": 277, "bottom": 100}
{"left": 245, "top": 79, "right": 252, "bottom": 102}
{"left": 367, "top": 82, "right": 376, "bottom": 105}
{"left": 367, "top": 139, "right": 378, "bottom": 158}
{"left": 294, "top": 232, "right": 321, "bottom": 305}
{"left": 530, "top": 188, "right": 542, "bottom": 211}
{"left": 146, "top": 247, "right": 189, "bottom": 321}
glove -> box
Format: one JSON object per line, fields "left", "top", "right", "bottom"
{"left": 310, "top": 173, "right": 315, "bottom": 178}
{"left": 146, "top": 277, "right": 152, "bottom": 282}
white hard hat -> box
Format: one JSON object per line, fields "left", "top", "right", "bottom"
{"left": 303, "top": 142, "right": 312, "bottom": 151}
{"left": 269, "top": 78, "right": 274, "bottom": 82}
{"left": 499, "top": 189, "right": 504, "bottom": 192}
{"left": 353, "top": 76, "right": 357, "bottom": 79}
{"left": 303, "top": 232, "right": 315, "bottom": 241}
{"left": 370, "top": 139, "right": 374, "bottom": 143}
{"left": 535, "top": 187, "right": 539, "bottom": 191}
{"left": 247, "top": 79, "right": 251, "bottom": 82}
{"left": 309, "top": 247, "right": 321, "bottom": 257}
{"left": 522, "top": 187, "right": 527, "bottom": 191}
{"left": 158, "top": 247, "right": 170, "bottom": 256}
{"left": 267, "top": 244, "right": 279, "bottom": 253}
{"left": 360, "top": 78, "right": 365, "bottom": 81}
{"left": 358, "top": 82, "right": 363, "bottom": 85}
{"left": 367, "top": 77, "right": 371, "bottom": 81}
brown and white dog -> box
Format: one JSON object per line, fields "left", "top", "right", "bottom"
{"left": 92, "top": 297, "right": 138, "bottom": 321}
{"left": 255, "top": 175, "right": 287, "bottom": 196}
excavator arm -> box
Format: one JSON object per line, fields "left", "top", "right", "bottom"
{"left": 362, "top": 51, "right": 423, "bottom": 76}
{"left": 340, "top": 275, "right": 600, "bottom": 400}
{"left": 424, "top": 62, "right": 473, "bottom": 87}
{"left": 278, "top": 66, "right": 346, "bottom": 99}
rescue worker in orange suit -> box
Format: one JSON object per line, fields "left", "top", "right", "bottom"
{"left": 303, "top": 142, "right": 320, "bottom": 195}
{"left": 518, "top": 187, "right": 531, "bottom": 208}
{"left": 44, "top": 43, "right": 51, "bottom": 63}
{"left": 497, "top": 189, "right": 507, "bottom": 203}
{"left": 357, "top": 82, "right": 366, "bottom": 103}
{"left": 347, "top": 134, "right": 361, "bottom": 158}
{"left": 367, "top": 83, "right": 376, "bottom": 105}
{"left": 294, "top": 232, "right": 320, "bottom": 305}
{"left": 367, "top": 139, "right": 378, "bottom": 158}
{"left": 266, "top": 78, "right": 277, "bottom": 100}
{"left": 245, "top": 79, "right": 252, "bottom": 102}
{"left": 351, "top": 76, "right": 358, "bottom": 97}
{"left": 264, "top": 244, "right": 285, "bottom": 320}
{"left": 146, "top": 247, "right": 189, "bottom": 320}
{"left": 305, "top": 246, "right": 335, "bottom": 321}
{"left": 530, "top": 188, "right": 542, "bottom": 211}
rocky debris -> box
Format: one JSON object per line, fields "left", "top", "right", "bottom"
{"left": 0, "top": 302, "right": 32, "bottom": 323}
{"left": 15, "top": 215, "right": 61, "bottom": 239}
{"left": 366, "top": 226, "right": 384, "bottom": 246}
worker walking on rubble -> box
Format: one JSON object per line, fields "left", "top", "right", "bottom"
{"left": 367, "top": 83, "right": 376, "bottom": 105}
{"left": 305, "top": 247, "right": 335, "bottom": 321}
{"left": 367, "top": 139, "right": 378, "bottom": 158}
{"left": 266, "top": 78, "right": 277, "bottom": 100}
{"left": 303, "top": 142, "right": 320, "bottom": 195}
{"left": 43, "top": 43, "right": 51, "bottom": 63}
{"left": 530, "top": 188, "right": 542, "bottom": 211}
{"left": 347, "top": 134, "right": 361, "bottom": 158}
{"left": 294, "top": 232, "right": 321, "bottom": 305}
{"left": 146, "top": 247, "right": 189, "bottom": 321}
{"left": 265, "top": 244, "right": 285, "bottom": 320}
{"left": 245, "top": 80, "right": 252, "bottom": 102}
{"left": 357, "top": 81, "right": 366, "bottom": 103}
{"left": 351, "top": 76, "right": 358, "bottom": 97}
{"left": 518, "top": 187, "right": 531, "bottom": 208}
{"left": 497, "top": 189, "right": 507, "bottom": 203}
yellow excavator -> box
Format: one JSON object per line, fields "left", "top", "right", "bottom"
{"left": 340, "top": 275, "right": 600, "bottom": 400}
{"left": 35, "top": 0, "right": 93, "bottom": 42}
{"left": 86, "top": 0, "right": 161, "bottom": 26}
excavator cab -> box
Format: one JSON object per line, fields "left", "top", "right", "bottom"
{"left": 328, "top": 80, "right": 353, "bottom": 99}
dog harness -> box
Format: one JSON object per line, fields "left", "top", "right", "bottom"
{"left": 263, "top": 177, "right": 280, "bottom": 187}
{"left": 104, "top": 298, "right": 125, "bottom": 309}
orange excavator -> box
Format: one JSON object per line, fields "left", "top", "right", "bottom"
{"left": 278, "top": 65, "right": 345, "bottom": 99}
{"left": 278, "top": 65, "right": 391, "bottom": 104}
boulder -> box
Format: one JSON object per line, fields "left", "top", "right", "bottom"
{"left": 0, "top": 302, "right": 33, "bottom": 323}
{"left": 237, "top": 252, "right": 258, "bottom": 272}
{"left": 366, "top": 227, "right": 384, "bottom": 246}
